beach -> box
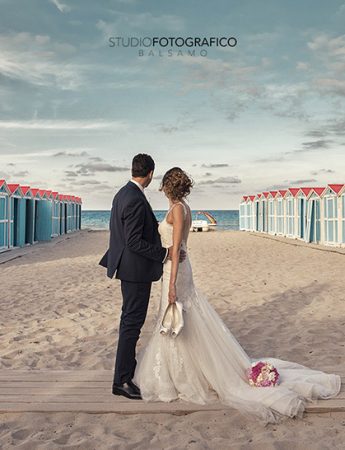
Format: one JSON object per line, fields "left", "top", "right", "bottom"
{"left": 0, "top": 229, "right": 344, "bottom": 449}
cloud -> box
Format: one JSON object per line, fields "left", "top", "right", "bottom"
{"left": 65, "top": 171, "right": 78, "bottom": 177}
{"left": 0, "top": 120, "right": 126, "bottom": 130}
{"left": 0, "top": 32, "right": 83, "bottom": 89}
{"left": 75, "top": 162, "right": 129, "bottom": 175}
{"left": 296, "top": 62, "right": 309, "bottom": 71}
{"left": 255, "top": 155, "right": 286, "bottom": 163}
{"left": 89, "top": 156, "right": 104, "bottom": 162}
{"left": 311, "top": 169, "right": 335, "bottom": 175}
{"left": 201, "top": 163, "right": 229, "bottom": 168}
{"left": 53, "top": 150, "right": 90, "bottom": 157}
{"left": 50, "top": 0, "right": 71, "bottom": 13}
{"left": 199, "top": 176, "right": 241, "bottom": 185}
{"left": 289, "top": 178, "right": 317, "bottom": 184}
{"left": 12, "top": 170, "right": 29, "bottom": 177}
{"left": 299, "top": 139, "right": 333, "bottom": 150}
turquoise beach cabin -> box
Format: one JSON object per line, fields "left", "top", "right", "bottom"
{"left": 0, "top": 180, "right": 82, "bottom": 253}
{"left": 305, "top": 187, "right": 324, "bottom": 244}
{"left": 0, "top": 180, "right": 10, "bottom": 252}
{"left": 7, "top": 184, "right": 26, "bottom": 248}
{"left": 51, "top": 191, "right": 61, "bottom": 237}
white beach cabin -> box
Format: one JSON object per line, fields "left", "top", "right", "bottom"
{"left": 322, "top": 184, "right": 344, "bottom": 247}
{"left": 275, "top": 190, "right": 287, "bottom": 236}
{"left": 267, "top": 191, "right": 277, "bottom": 235}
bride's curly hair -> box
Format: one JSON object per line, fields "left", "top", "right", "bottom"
{"left": 159, "top": 167, "right": 194, "bottom": 201}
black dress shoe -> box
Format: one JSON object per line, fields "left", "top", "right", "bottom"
{"left": 112, "top": 381, "right": 142, "bottom": 400}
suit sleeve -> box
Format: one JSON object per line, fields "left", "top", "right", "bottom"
{"left": 123, "top": 198, "right": 167, "bottom": 262}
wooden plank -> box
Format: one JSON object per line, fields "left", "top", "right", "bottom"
{"left": 0, "top": 402, "right": 226, "bottom": 414}
{"left": 0, "top": 371, "right": 343, "bottom": 415}
{"left": 0, "top": 370, "right": 113, "bottom": 382}
{"left": 0, "top": 401, "right": 343, "bottom": 414}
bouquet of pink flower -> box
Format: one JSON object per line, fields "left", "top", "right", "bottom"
{"left": 246, "top": 361, "right": 280, "bottom": 387}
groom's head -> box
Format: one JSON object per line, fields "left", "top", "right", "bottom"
{"left": 132, "top": 154, "right": 155, "bottom": 188}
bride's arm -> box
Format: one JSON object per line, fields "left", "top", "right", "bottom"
{"left": 168, "top": 204, "right": 184, "bottom": 304}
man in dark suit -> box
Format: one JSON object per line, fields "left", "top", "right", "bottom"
{"left": 99, "top": 154, "right": 182, "bottom": 400}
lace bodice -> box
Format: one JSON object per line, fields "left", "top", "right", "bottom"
{"left": 158, "top": 202, "right": 190, "bottom": 250}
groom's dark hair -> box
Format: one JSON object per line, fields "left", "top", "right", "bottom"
{"left": 132, "top": 154, "right": 155, "bottom": 177}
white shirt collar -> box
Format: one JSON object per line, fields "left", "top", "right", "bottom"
{"left": 130, "top": 179, "right": 144, "bottom": 192}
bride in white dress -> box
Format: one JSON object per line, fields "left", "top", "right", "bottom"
{"left": 133, "top": 167, "right": 341, "bottom": 424}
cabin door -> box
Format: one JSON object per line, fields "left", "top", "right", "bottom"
{"left": 36, "top": 200, "right": 53, "bottom": 241}
{"left": 306, "top": 200, "right": 314, "bottom": 243}
{"left": 298, "top": 198, "right": 305, "bottom": 238}
{"left": 0, "top": 195, "right": 8, "bottom": 250}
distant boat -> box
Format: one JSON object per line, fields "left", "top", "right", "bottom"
{"left": 190, "top": 211, "right": 217, "bottom": 232}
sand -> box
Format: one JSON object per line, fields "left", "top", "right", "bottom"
{"left": 0, "top": 229, "right": 344, "bottom": 449}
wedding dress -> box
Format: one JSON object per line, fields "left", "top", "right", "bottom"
{"left": 133, "top": 202, "right": 341, "bottom": 424}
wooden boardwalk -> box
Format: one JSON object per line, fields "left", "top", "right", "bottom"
{"left": 0, "top": 370, "right": 344, "bottom": 414}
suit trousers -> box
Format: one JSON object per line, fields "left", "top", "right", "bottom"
{"left": 113, "top": 280, "right": 152, "bottom": 385}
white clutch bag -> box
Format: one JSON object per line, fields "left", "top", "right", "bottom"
{"left": 159, "top": 301, "right": 184, "bottom": 338}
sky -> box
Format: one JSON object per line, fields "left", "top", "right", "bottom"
{"left": 0, "top": 0, "right": 344, "bottom": 210}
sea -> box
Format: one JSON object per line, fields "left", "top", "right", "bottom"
{"left": 82, "top": 210, "right": 239, "bottom": 231}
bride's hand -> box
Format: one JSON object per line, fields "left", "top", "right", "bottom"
{"left": 168, "top": 284, "right": 177, "bottom": 303}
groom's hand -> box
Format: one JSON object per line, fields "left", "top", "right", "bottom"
{"left": 167, "top": 247, "right": 186, "bottom": 263}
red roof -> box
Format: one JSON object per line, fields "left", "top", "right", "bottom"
{"left": 300, "top": 187, "right": 312, "bottom": 197}
{"left": 242, "top": 195, "right": 248, "bottom": 201}
{"left": 328, "top": 184, "right": 345, "bottom": 195}
{"left": 0, "top": 179, "right": 5, "bottom": 188}
{"left": 7, "top": 184, "right": 20, "bottom": 194}
{"left": 20, "top": 186, "right": 31, "bottom": 195}
{"left": 278, "top": 190, "right": 287, "bottom": 197}
{"left": 51, "top": 191, "right": 59, "bottom": 199}
{"left": 288, "top": 188, "right": 300, "bottom": 197}
{"left": 269, "top": 191, "right": 278, "bottom": 197}
{"left": 312, "top": 187, "right": 326, "bottom": 197}
{"left": 257, "top": 193, "right": 262, "bottom": 198}
{"left": 248, "top": 195, "right": 255, "bottom": 201}
{"left": 31, "top": 188, "right": 41, "bottom": 197}
{"left": 262, "top": 192, "right": 270, "bottom": 198}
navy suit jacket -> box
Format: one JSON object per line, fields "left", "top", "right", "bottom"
{"left": 99, "top": 181, "right": 167, "bottom": 282}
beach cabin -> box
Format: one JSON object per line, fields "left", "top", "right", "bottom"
{"left": 267, "top": 191, "right": 277, "bottom": 235}
{"left": 296, "top": 188, "right": 312, "bottom": 240}
{"left": 20, "top": 186, "right": 37, "bottom": 245}
{"left": 239, "top": 196, "right": 247, "bottom": 230}
{"left": 76, "top": 197, "right": 82, "bottom": 230}
{"left": 334, "top": 185, "right": 345, "bottom": 247}
{"left": 33, "top": 189, "right": 53, "bottom": 242}
{"left": 261, "top": 192, "right": 269, "bottom": 233}
{"left": 7, "top": 184, "right": 26, "bottom": 248}
{"left": 284, "top": 189, "right": 299, "bottom": 239}
{"left": 305, "top": 188, "right": 324, "bottom": 244}
{"left": 51, "top": 191, "right": 60, "bottom": 237}
{"left": 322, "top": 184, "right": 344, "bottom": 247}
{"left": 0, "top": 180, "right": 10, "bottom": 252}
{"left": 275, "top": 190, "right": 287, "bottom": 236}
{"left": 246, "top": 196, "right": 255, "bottom": 231}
